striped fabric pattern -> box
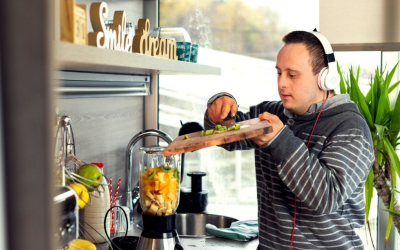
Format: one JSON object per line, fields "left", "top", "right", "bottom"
{"left": 204, "top": 94, "right": 374, "bottom": 250}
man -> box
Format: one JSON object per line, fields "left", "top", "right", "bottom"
{"left": 204, "top": 31, "right": 374, "bottom": 249}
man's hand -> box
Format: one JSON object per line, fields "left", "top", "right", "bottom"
{"left": 208, "top": 96, "right": 239, "bottom": 124}
{"left": 252, "top": 112, "right": 284, "bottom": 146}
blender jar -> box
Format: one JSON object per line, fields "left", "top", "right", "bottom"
{"left": 139, "top": 147, "right": 180, "bottom": 216}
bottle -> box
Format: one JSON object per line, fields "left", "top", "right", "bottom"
{"left": 83, "top": 162, "right": 110, "bottom": 243}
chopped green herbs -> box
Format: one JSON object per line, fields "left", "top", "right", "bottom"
{"left": 200, "top": 123, "right": 241, "bottom": 136}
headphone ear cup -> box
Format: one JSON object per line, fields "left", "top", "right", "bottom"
{"left": 318, "top": 67, "right": 329, "bottom": 90}
{"left": 324, "top": 68, "right": 340, "bottom": 90}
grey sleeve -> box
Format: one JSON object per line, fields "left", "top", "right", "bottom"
{"left": 261, "top": 125, "right": 287, "bottom": 148}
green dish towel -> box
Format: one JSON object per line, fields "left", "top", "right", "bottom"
{"left": 205, "top": 220, "right": 258, "bottom": 241}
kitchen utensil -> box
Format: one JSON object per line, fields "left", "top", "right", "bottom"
{"left": 219, "top": 111, "right": 236, "bottom": 127}
{"left": 177, "top": 171, "right": 208, "bottom": 213}
{"left": 137, "top": 146, "right": 183, "bottom": 250}
{"left": 163, "top": 117, "right": 272, "bottom": 157}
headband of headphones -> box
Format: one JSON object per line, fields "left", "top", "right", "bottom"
{"left": 309, "top": 29, "right": 335, "bottom": 66}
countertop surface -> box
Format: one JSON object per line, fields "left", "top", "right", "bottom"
{"left": 95, "top": 204, "right": 259, "bottom": 250}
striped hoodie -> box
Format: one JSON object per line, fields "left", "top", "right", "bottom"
{"left": 204, "top": 93, "right": 374, "bottom": 250}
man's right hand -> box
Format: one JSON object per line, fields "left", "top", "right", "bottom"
{"left": 208, "top": 96, "right": 239, "bottom": 124}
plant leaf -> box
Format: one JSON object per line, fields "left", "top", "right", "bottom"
{"left": 382, "top": 208, "right": 400, "bottom": 217}
{"left": 344, "top": 77, "right": 350, "bottom": 94}
{"left": 384, "top": 189, "right": 395, "bottom": 248}
{"left": 337, "top": 63, "right": 347, "bottom": 94}
{"left": 388, "top": 80, "right": 400, "bottom": 94}
{"left": 375, "top": 76, "right": 388, "bottom": 125}
{"left": 384, "top": 63, "right": 398, "bottom": 91}
{"left": 365, "top": 69, "right": 379, "bottom": 102}
{"left": 349, "top": 67, "right": 358, "bottom": 103}
{"left": 351, "top": 72, "right": 373, "bottom": 128}
{"left": 390, "top": 90, "right": 400, "bottom": 144}
{"left": 370, "top": 77, "right": 376, "bottom": 122}
{"left": 374, "top": 125, "right": 385, "bottom": 140}
{"left": 392, "top": 160, "right": 397, "bottom": 190}
{"left": 383, "top": 137, "right": 400, "bottom": 179}
{"left": 381, "top": 110, "right": 392, "bottom": 128}
{"left": 365, "top": 168, "right": 374, "bottom": 222}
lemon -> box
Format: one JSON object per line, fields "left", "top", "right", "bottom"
{"left": 69, "top": 183, "right": 90, "bottom": 209}
{"left": 68, "top": 239, "right": 96, "bottom": 250}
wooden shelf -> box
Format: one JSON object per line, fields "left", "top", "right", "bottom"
{"left": 54, "top": 41, "right": 221, "bottom": 75}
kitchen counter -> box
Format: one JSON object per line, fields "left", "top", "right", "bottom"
{"left": 95, "top": 204, "right": 259, "bottom": 250}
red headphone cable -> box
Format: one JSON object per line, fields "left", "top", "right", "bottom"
{"left": 289, "top": 91, "right": 329, "bottom": 250}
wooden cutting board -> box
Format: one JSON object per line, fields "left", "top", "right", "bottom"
{"left": 163, "top": 118, "right": 272, "bottom": 156}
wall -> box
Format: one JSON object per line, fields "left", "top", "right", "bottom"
{"left": 56, "top": 96, "right": 144, "bottom": 200}
{"left": 320, "top": 0, "right": 400, "bottom": 51}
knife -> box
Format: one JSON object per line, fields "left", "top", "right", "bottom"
{"left": 219, "top": 111, "right": 236, "bottom": 127}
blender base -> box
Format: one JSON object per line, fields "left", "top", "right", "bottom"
{"left": 137, "top": 234, "right": 183, "bottom": 250}
{"left": 137, "top": 213, "right": 184, "bottom": 250}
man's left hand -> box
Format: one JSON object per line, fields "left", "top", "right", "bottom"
{"left": 252, "top": 112, "right": 284, "bottom": 146}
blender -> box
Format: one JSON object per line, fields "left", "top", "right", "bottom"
{"left": 137, "top": 146, "right": 184, "bottom": 250}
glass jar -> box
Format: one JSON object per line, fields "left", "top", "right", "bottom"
{"left": 159, "top": 27, "right": 191, "bottom": 43}
{"left": 159, "top": 27, "right": 192, "bottom": 62}
{"left": 139, "top": 147, "right": 180, "bottom": 216}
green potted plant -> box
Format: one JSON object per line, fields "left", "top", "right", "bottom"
{"left": 337, "top": 63, "right": 400, "bottom": 248}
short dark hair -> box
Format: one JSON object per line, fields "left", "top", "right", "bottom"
{"left": 282, "top": 31, "right": 327, "bottom": 76}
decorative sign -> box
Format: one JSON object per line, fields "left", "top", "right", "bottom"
{"left": 60, "top": 0, "right": 88, "bottom": 45}
{"left": 88, "top": 2, "right": 177, "bottom": 60}
{"left": 88, "top": 2, "right": 131, "bottom": 52}
{"left": 132, "top": 19, "right": 178, "bottom": 60}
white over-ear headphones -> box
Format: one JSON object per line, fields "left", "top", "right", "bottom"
{"left": 309, "top": 29, "right": 340, "bottom": 91}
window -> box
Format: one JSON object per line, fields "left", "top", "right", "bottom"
{"left": 159, "top": 0, "right": 319, "bottom": 205}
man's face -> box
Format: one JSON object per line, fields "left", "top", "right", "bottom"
{"left": 275, "top": 43, "right": 326, "bottom": 116}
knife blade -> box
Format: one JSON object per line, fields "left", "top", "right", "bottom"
{"left": 219, "top": 112, "right": 236, "bottom": 127}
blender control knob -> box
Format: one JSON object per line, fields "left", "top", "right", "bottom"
{"left": 187, "top": 171, "right": 206, "bottom": 193}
